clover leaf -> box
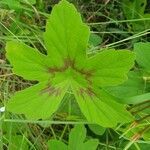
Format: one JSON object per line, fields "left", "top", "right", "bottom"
{"left": 6, "top": 0, "right": 135, "bottom": 127}
{"left": 47, "top": 125, "right": 99, "bottom": 150}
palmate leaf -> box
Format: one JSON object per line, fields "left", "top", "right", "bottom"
{"left": 68, "top": 125, "right": 99, "bottom": 150}
{"left": 48, "top": 125, "right": 99, "bottom": 150}
{"left": 6, "top": 0, "right": 135, "bottom": 127}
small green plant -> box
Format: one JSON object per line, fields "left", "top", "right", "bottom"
{"left": 122, "top": 0, "right": 150, "bottom": 32}
{"left": 47, "top": 125, "right": 99, "bottom": 150}
{"left": 6, "top": 0, "right": 135, "bottom": 128}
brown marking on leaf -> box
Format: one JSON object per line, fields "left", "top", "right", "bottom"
{"left": 47, "top": 57, "right": 95, "bottom": 87}
{"left": 48, "top": 87, "right": 57, "bottom": 95}
{"left": 46, "top": 57, "right": 95, "bottom": 100}
{"left": 77, "top": 86, "right": 96, "bottom": 100}
{"left": 40, "top": 85, "right": 54, "bottom": 94}
{"left": 79, "top": 88, "right": 86, "bottom": 100}
{"left": 85, "top": 76, "right": 92, "bottom": 85}
{"left": 40, "top": 83, "right": 62, "bottom": 97}
{"left": 86, "top": 86, "right": 96, "bottom": 98}
{"left": 55, "top": 88, "right": 62, "bottom": 96}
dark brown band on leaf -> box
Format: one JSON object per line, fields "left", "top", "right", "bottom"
{"left": 40, "top": 83, "right": 62, "bottom": 96}
{"left": 47, "top": 57, "right": 94, "bottom": 85}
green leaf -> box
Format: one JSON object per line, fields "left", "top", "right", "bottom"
{"left": 6, "top": 0, "right": 135, "bottom": 127}
{"left": 122, "top": 0, "right": 150, "bottom": 31}
{"left": 143, "top": 130, "right": 150, "bottom": 141}
{"left": 1, "top": 0, "right": 36, "bottom": 11}
{"left": 44, "top": 0, "right": 90, "bottom": 67}
{"left": 48, "top": 125, "right": 99, "bottom": 150}
{"left": 68, "top": 125, "right": 86, "bottom": 150}
{"left": 134, "top": 42, "right": 150, "bottom": 72}
{"left": 57, "top": 94, "right": 84, "bottom": 120}
{"left": 89, "top": 33, "right": 102, "bottom": 46}
{"left": 6, "top": 41, "right": 49, "bottom": 81}
{"left": 86, "top": 49, "right": 135, "bottom": 86}
{"left": 106, "top": 71, "right": 146, "bottom": 104}
{"left": 80, "top": 140, "right": 99, "bottom": 150}
{"left": 72, "top": 82, "right": 133, "bottom": 127}
{"left": 48, "top": 140, "right": 67, "bottom": 150}
{"left": 137, "top": 143, "right": 150, "bottom": 150}
{"left": 1, "top": 0, "right": 20, "bottom": 11}
{"left": 88, "top": 124, "right": 105, "bottom": 135}
{"left": 123, "top": 93, "right": 150, "bottom": 104}
{"left": 122, "top": 0, "right": 147, "bottom": 19}
{"left": 69, "top": 125, "right": 99, "bottom": 150}
{"left": 7, "top": 81, "right": 68, "bottom": 119}
{"left": 5, "top": 135, "right": 28, "bottom": 150}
